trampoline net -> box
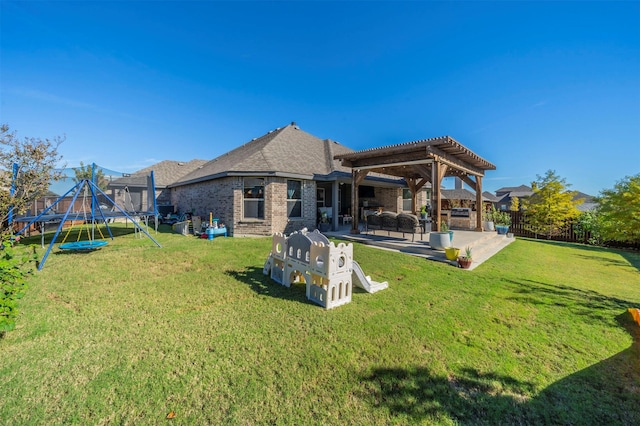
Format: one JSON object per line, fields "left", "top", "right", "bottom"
{"left": 22, "top": 163, "right": 156, "bottom": 219}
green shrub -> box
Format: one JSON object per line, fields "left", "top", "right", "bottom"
{"left": 0, "top": 235, "right": 36, "bottom": 336}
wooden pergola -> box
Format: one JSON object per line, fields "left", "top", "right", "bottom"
{"left": 333, "top": 136, "right": 496, "bottom": 234}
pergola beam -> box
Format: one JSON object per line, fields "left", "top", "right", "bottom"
{"left": 426, "top": 146, "right": 484, "bottom": 177}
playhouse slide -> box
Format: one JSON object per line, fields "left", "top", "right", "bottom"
{"left": 352, "top": 260, "right": 388, "bottom": 293}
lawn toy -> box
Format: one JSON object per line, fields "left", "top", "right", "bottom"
{"left": 263, "top": 228, "right": 387, "bottom": 309}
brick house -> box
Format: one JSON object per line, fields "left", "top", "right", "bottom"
{"left": 494, "top": 185, "right": 534, "bottom": 211}
{"left": 168, "top": 122, "right": 421, "bottom": 236}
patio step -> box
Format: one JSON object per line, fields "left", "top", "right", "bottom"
{"left": 326, "top": 227, "right": 515, "bottom": 270}
{"left": 463, "top": 232, "right": 515, "bottom": 269}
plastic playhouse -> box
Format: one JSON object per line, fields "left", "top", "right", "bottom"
{"left": 263, "top": 228, "right": 388, "bottom": 309}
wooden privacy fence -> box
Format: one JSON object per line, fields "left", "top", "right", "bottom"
{"left": 507, "top": 211, "right": 592, "bottom": 244}
{"left": 506, "top": 211, "right": 639, "bottom": 250}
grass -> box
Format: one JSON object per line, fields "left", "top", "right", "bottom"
{"left": 1, "top": 224, "right": 639, "bottom": 425}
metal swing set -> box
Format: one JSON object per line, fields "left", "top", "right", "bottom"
{"left": 15, "top": 176, "right": 161, "bottom": 270}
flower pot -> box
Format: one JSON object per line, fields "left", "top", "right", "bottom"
{"left": 445, "top": 247, "right": 460, "bottom": 261}
{"left": 496, "top": 225, "right": 509, "bottom": 235}
{"left": 458, "top": 257, "right": 472, "bottom": 269}
{"left": 483, "top": 221, "right": 495, "bottom": 232}
{"left": 429, "top": 232, "right": 452, "bottom": 250}
{"left": 318, "top": 222, "right": 330, "bottom": 232}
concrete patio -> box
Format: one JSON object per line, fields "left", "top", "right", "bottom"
{"left": 323, "top": 225, "right": 515, "bottom": 270}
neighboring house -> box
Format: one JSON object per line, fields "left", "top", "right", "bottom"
{"left": 574, "top": 191, "right": 598, "bottom": 212}
{"left": 441, "top": 189, "right": 492, "bottom": 210}
{"left": 482, "top": 191, "right": 501, "bottom": 206}
{"left": 443, "top": 178, "right": 493, "bottom": 210}
{"left": 492, "top": 185, "right": 596, "bottom": 212}
{"left": 168, "top": 122, "right": 418, "bottom": 236}
{"left": 108, "top": 159, "right": 206, "bottom": 214}
{"left": 494, "top": 185, "right": 534, "bottom": 211}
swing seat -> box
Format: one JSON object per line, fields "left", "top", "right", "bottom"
{"left": 59, "top": 240, "right": 108, "bottom": 251}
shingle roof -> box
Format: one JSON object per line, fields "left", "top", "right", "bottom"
{"left": 110, "top": 159, "right": 207, "bottom": 188}
{"left": 442, "top": 188, "right": 491, "bottom": 201}
{"left": 171, "top": 123, "right": 358, "bottom": 187}
{"left": 482, "top": 191, "right": 500, "bottom": 202}
{"left": 495, "top": 185, "right": 532, "bottom": 194}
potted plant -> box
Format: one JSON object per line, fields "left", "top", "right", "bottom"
{"left": 429, "top": 221, "right": 452, "bottom": 250}
{"left": 318, "top": 211, "right": 330, "bottom": 232}
{"left": 494, "top": 211, "right": 511, "bottom": 235}
{"left": 419, "top": 205, "right": 428, "bottom": 219}
{"left": 441, "top": 221, "right": 454, "bottom": 243}
{"left": 483, "top": 206, "right": 496, "bottom": 232}
{"left": 458, "top": 246, "right": 473, "bottom": 269}
{"left": 445, "top": 246, "right": 460, "bottom": 261}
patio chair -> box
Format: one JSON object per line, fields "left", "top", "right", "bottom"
{"left": 397, "top": 213, "right": 423, "bottom": 242}
{"left": 366, "top": 213, "right": 382, "bottom": 234}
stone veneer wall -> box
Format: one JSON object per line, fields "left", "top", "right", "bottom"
{"left": 448, "top": 211, "right": 478, "bottom": 230}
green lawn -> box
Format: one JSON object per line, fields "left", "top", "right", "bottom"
{"left": 1, "top": 225, "right": 639, "bottom": 425}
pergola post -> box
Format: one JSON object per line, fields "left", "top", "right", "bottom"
{"left": 432, "top": 161, "right": 441, "bottom": 231}
{"left": 331, "top": 181, "right": 340, "bottom": 232}
{"left": 460, "top": 173, "right": 485, "bottom": 232}
{"left": 350, "top": 169, "right": 368, "bottom": 234}
{"left": 406, "top": 177, "right": 429, "bottom": 214}
{"left": 475, "top": 175, "right": 483, "bottom": 231}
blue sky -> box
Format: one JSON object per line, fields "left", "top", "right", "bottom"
{"left": 1, "top": 1, "right": 638, "bottom": 196}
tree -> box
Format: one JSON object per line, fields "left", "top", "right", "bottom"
{"left": 595, "top": 174, "right": 640, "bottom": 244}
{"left": 0, "top": 124, "right": 64, "bottom": 232}
{"left": 522, "top": 170, "right": 582, "bottom": 238}
{"left": 0, "top": 125, "right": 60, "bottom": 337}
{"left": 574, "top": 209, "right": 603, "bottom": 245}
{"left": 510, "top": 196, "right": 520, "bottom": 211}
{"left": 73, "top": 161, "right": 109, "bottom": 191}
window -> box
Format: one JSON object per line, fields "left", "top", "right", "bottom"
{"left": 287, "top": 180, "right": 302, "bottom": 218}
{"left": 402, "top": 189, "right": 412, "bottom": 212}
{"left": 243, "top": 178, "right": 264, "bottom": 219}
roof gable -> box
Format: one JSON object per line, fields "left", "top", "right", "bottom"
{"left": 173, "top": 123, "right": 355, "bottom": 186}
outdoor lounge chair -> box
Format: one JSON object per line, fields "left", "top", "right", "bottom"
{"left": 397, "top": 213, "right": 423, "bottom": 242}
{"left": 366, "top": 213, "right": 382, "bottom": 232}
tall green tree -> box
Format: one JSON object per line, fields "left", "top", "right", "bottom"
{"left": 522, "top": 170, "right": 582, "bottom": 238}
{"left": 0, "top": 124, "right": 64, "bottom": 232}
{"left": 73, "top": 161, "right": 108, "bottom": 191}
{"left": 596, "top": 174, "right": 640, "bottom": 244}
